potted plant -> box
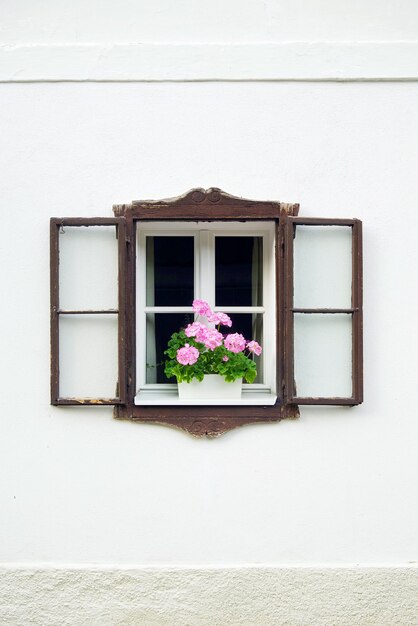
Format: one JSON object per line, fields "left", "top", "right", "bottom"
{"left": 164, "top": 299, "right": 262, "bottom": 400}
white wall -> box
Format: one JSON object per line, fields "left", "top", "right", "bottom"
{"left": 1, "top": 79, "right": 417, "bottom": 566}
{"left": 1, "top": 0, "right": 417, "bottom": 43}
{"left": 1, "top": 0, "right": 418, "bottom": 82}
{"left": 0, "top": 1, "right": 417, "bottom": 623}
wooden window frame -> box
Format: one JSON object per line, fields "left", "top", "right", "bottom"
{"left": 50, "top": 188, "right": 363, "bottom": 437}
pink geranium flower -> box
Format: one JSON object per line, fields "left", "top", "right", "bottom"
{"left": 196, "top": 326, "right": 209, "bottom": 343}
{"left": 185, "top": 321, "right": 207, "bottom": 338}
{"left": 192, "top": 299, "right": 212, "bottom": 317}
{"left": 222, "top": 355, "right": 229, "bottom": 362}
{"left": 247, "top": 340, "right": 262, "bottom": 356}
{"left": 207, "top": 311, "right": 232, "bottom": 327}
{"left": 185, "top": 323, "right": 212, "bottom": 345}
{"left": 224, "top": 333, "right": 246, "bottom": 353}
{"left": 176, "top": 343, "right": 199, "bottom": 365}
{"left": 203, "top": 329, "right": 223, "bottom": 351}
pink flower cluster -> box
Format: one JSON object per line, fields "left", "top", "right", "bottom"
{"left": 176, "top": 343, "right": 199, "bottom": 366}
{"left": 224, "top": 332, "right": 246, "bottom": 353}
{"left": 185, "top": 321, "right": 207, "bottom": 341}
{"left": 192, "top": 300, "right": 232, "bottom": 327}
{"left": 247, "top": 340, "right": 262, "bottom": 356}
{"left": 185, "top": 322, "right": 223, "bottom": 350}
{"left": 175, "top": 300, "right": 262, "bottom": 366}
{"left": 207, "top": 311, "right": 232, "bottom": 327}
{"left": 192, "top": 299, "right": 212, "bottom": 317}
{"left": 203, "top": 328, "right": 224, "bottom": 350}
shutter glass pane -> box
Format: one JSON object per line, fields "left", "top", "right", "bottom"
{"left": 294, "top": 313, "right": 352, "bottom": 398}
{"left": 146, "top": 236, "right": 194, "bottom": 306}
{"left": 59, "top": 315, "right": 118, "bottom": 398}
{"left": 215, "top": 236, "right": 263, "bottom": 306}
{"left": 59, "top": 226, "right": 118, "bottom": 310}
{"left": 293, "top": 225, "right": 352, "bottom": 308}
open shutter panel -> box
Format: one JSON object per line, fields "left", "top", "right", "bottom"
{"left": 285, "top": 217, "right": 363, "bottom": 405}
{"left": 50, "top": 217, "right": 127, "bottom": 405}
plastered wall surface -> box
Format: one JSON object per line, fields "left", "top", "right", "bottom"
{"left": 1, "top": 0, "right": 417, "bottom": 44}
{"left": 1, "top": 80, "right": 417, "bottom": 566}
{"left": 1, "top": 0, "right": 418, "bottom": 82}
{"left": 1, "top": 1, "right": 418, "bottom": 623}
{"left": 1, "top": 567, "right": 417, "bottom": 626}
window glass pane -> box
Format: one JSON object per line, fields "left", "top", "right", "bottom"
{"left": 294, "top": 313, "right": 352, "bottom": 398}
{"left": 59, "top": 226, "right": 118, "bottom": 310}
{"left": 146, "top": 312, "right": 194, "bottom": 383}
{"left": 225, "top": 313, "right": 264, "bottom": 384}
{"left": 215, "top": 237, "right": 263, "bottom": 306}
{"left": 294, "top": 226, "right": 352, "bottom": 308}
{"left": 146, "top": 236, "right": 194, "bottom": 306}
{"left": 59, "top": 315, "right": 118, "bottom": 398}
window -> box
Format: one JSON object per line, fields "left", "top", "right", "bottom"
{"left": 50, "top": 188, "right": 363, "bottom": 436}
{"left": 136, "top": 221, "right": 276, "bottom": 405}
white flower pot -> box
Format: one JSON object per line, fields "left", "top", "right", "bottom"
{"left": 178, "top": 374, "right": 242, "bottom": 400}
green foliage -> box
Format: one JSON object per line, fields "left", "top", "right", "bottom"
{"left": 164, "top": 330, "right": 258, "bottom": 384}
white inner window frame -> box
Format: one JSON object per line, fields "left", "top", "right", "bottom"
{"left": 134, "top": 221, "right": 277, "bottom": 405}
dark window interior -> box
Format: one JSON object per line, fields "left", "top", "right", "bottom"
{"left": 147, "top": 236, "right": 194, "bottom": 306}
{"left": 215, "top": 236, "right": 263, "bottom": 307}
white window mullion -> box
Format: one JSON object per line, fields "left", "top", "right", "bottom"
{"left": 138, "top": 230, "right": 147, "bottom": 388}
{"left": 262, "top": 227, "right": 276, "bottom": 393}
{"left": 198, "top": 230, "right": 215, "bottom": 306}
{"left": 144, "top": 307, "right": 194, "bottom": 313}
{"left": 145, "top": 236, "right": 156, "bottom": 383}
{"left": 212, "top": 306, "right": 265, "bottom": 314}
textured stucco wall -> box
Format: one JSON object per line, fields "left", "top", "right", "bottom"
{"left": 1, "top": 567, "right": 417, "bottom": 626}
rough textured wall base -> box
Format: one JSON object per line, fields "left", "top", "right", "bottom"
{"left": 0, "top": 566, "right": 417, "bottom": 625}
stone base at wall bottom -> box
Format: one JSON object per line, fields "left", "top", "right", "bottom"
{"left": 0, "top": 565, "right": 417, "bottom": 626}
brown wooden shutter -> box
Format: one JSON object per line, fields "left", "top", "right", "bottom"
{"left": 50, "top": 217, "right": 127, "bottom": 405}
{"left": 284, "top": 217, "right": 363, "bottom": 405}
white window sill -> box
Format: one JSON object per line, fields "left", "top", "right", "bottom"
{"left": 134, "top": 386, "right": 277, "bottom": 406}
